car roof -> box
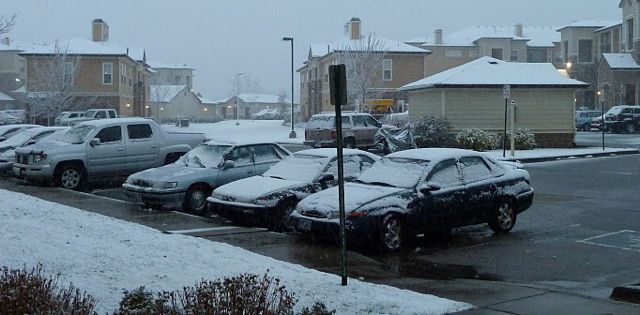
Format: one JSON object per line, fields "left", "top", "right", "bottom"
{"left": 294, "top": 148, "right": 379, "bottom": 159}
{"left": 387, "top": 148, "right": 484, "bottom": 162}
{"left": 203, "top": 139, "right": 285, "bottom": 147}
{"left": 76, "top": 117, "right": 151, "bottom": 127}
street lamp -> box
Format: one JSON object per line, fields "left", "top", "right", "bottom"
{"left": 282, "top": 36, "right": 296, "bottom": 138}
{"left": 235, "top": 72, "right": 244, "bottom": 126}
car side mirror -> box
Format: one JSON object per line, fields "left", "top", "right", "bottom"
{"left": 319, "top": 173, "right": 335, "bottom": 182}
{"left": 222, "top": 160, "right": 235, "bottom": 170}
{"left": 26, "top": 140, "right": 37, "bottom": 146}
{"left": 419, "top": 182, "right": 441, "bottom": 195}
{"left": 89, "top": 138, "right": 101, "bottom": 147}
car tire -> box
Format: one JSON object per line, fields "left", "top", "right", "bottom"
{"left": 379, "top": 214, "right": 413, "bottom": 252}
{"left": 56, "top": 164, "right": 86, "bottom": 191}
{"left": 270, "top": 200, "right": 297, "bottom": 232}
{"left": 344, "top": 137, "right": 356, "bottom": 149}
{"left": 582, "top": 123, "right": 591, "bottom": 131}
{"left": 488, "top": 199, "right": 517, "bottom": 233}
{"left": 625, "top": 123, "right": 637, "bottom": 134}
{"left": 183, "top": 184, "right": 211, "bottom": 215}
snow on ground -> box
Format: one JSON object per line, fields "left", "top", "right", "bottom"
{"left": 485, "top": 147, "right": 638, "bottom": 161}
{"left": 163, "top": 120, "right": 305, "bottom": 145}
{"left": 0, "top": 189, "right": 470, "bottom": 314}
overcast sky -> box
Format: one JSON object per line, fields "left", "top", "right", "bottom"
{"left": 3, "top": 0, "right": 620, "bottom": 101}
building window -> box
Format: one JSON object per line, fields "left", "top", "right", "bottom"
{"left": 174, "top": 75, "right": 181, "bottom": 84}
{"left": 187, "top": 75, "right": 192, "bottom": 87}
{"left": 64, "top": 62, "right": 73, "bottom": 85}
{"left": 324, "top": 64, "right": 329, "bottom": 83}
{"left": 382, "top": 59, "right": 392, "bottom": 81}
{"left": 563, "top": 40, "right": 569, "bottom": 63}
{"left": 510, "top": 49, "right": 518, "bottom": 61}
{"left": 491, "top": 48, "right": 503, "bottom": 60}
{"left": 627, "top": 18, "right": 634, "bottom": 51}
{"left": 102, "top": 62, "right": 113, "bottom": 85}
{"left": 601, "top": 32, "right": 611, "bottom": 54}
{"left": 445, "top": 50, "right": 462, "bottom": 57}
{"left": 578, "top": 39, "right": 593, "bottom": 63}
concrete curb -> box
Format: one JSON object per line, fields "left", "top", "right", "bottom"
{"left": 499, "top": 149, "right": 640, "bottom": 163}
{"left": 611, "top": 284, "right": 640, "bottom": 304}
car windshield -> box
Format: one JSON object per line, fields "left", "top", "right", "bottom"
{"left": 357, "top": 157, "right": 430, "bottom": 188}
{"left": 85, "top": 110, "right": 97, "bottom": 117}
{"left": 0, "top": 129, "right": 38, "bottom": 147}
{"left": 58, "top": 125, "right": 96, "bottom": 144}
{"left": 178, "top": 144, "right": 232, "bottom": 168}
{"left": 263, "top": 153, "right": 327, "bottom": 182}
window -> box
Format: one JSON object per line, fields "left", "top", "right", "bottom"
{"left": 445, "top": 50, "right": 462, "bottom": 58}
{"left": 95, "top": 111, "right": 107, "bottom": 119}
{"left": 174, "top": 75, "right": 181, "bottom": 84}
{"left": 427, "top": 159, "right": 461, "bottom": 187}
{"left": 102, "top": 62, "right": 113, "bottom": 84}
{"left": 324, "top": 64, "right": 329, "bottom": 83}
{"left": 230, "top": 146, "right": 253, "bottom": 166}
{"left": 325, "top": 156, "right": 361, "bottom": 177}
{"left": 491, "top": 48, "right": 503, "bottom": 60}
{"left": 108, "top": 111, "right": 116, "bottom": 118}
{"left": 127, "top": 124, "right": 153, "bottom": 140}
{"left": 352, "top": 115, "right": 366, "bottom": 126}
{"left": 459, "top": 157, "right": 493, "bottom": 182}
{"left": 510, "top": 49, "right": 518, "bottom": 61}
{"left": 252, "top": 145, "right": 280, "bottom": 163}
{"left": 563, "top": 40, "right": 569, "bottom": 63}
{"left": 627, "top": 18, "right": 634, "bottom": 51}
{"left": 64, "top": 62, "right": 73, "bottom": 85}
{"left": 364, "top": 116, "right": 380, "bottom": 128}
{"left": 578, "top": 39, "right": 593, "bottom": 62}
{"left": 382, "top": 59, "right": 392, "bottom": 81}
{"left": 95, "top": 126, "right": 121, "bottom": 143}
{"left": 601, "top": 32, "right": 611, "bottom": 54}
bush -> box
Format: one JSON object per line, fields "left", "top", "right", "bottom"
{"left": 298, "top": 302, "right": 336, "bottom": 315}
{"left": 0, "top": 265, "right": 97, "bottom": 315}
{"left": 455, "top": 128, "right": 499, "bottom": 151}
{"left": 502, "top": 128, "right": 536, "bottom": 150}
{"left": 412, "top": 115, "right": 453, "bottom": 148}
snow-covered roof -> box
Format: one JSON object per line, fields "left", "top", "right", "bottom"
{"left": 0, "top": 91, "right": 14, "bottom": 101}
{"left": 78, "top": 117, "right": 153, "bottom": 128}
{"left": 602, "top": 53, "right": 640, "bottom": 69}
{"left": 150, "top": 85, "right": 187, "bottom": 103}
{"left": 400, "top": 56, "right": 588, "bottom": 90}
{"left": 412, "top": 25, "right": 560, "bottom": 48}
{"left": 12, "top": 85, "right": 26, "bottom": 93}
{"left": 0, "top": 40, "right": 31, "bottom": 52}
{"left": 309, "top": 35, "right": 428, "bottom": 59}
{"left": 148, "top": 60, "right": 194, "bottom": 70}
{"left": 595, "top": 22, "right": 622, "bottom": 33}
{"left": 213, "top": 93, "right": 291, "bottom": 105}
{"left": 557, "top": 20, "right": 620, "bottom": 31}
{"left": 20, "top": 38, "right": 129, "bottom": 56}
{"left": 197, "top": 95, "right": 217, "bottom": 105}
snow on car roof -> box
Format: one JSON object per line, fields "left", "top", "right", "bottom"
{"left": 294, "top": 148, "right": 378, "bottom": 159}
{"left": 388, "top": 148, "right": 485, "bottom": 162}
{"left": 77, "top": 117, "right": 152, "bottom": 127}
{"left": 202, "top": 139, "right": 284, "bottom": 147}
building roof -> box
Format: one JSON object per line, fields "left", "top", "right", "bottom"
{"left": 150, "top": 85, "right": 187, "bottom": 102}
{"left": 409, "top": 25, "right": 560, "bottom": 47}
{"left": 595, "top": 22, "right": 622, "bottom": 33}
{"left": 0, "top": 91, "right": 15, "bottom": 101}
{"left": 400, "top": 56, "right": 588, "bottom": 91}
{"left": 213, "top": 93, "right": 291, "bottom": 105}
{"left": 309, "top": 35, "right": 428, "bottom": 59}
{"left": 148, "top": 60, "right": 194, "bottom": 70}
{"left": 19, "top": 38, "right": 128, "bottom": 56}
{"left": 557, "top": 20, "right": 620, "bottom": 31}
{"left": 602, "top": 53, "right": 640, "bottom": 69}
{"left": 0, "top": 40, "right": 31, "bottom": 52}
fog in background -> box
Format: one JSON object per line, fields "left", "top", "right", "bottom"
{"left": 3, "top": 0, "right": 620, "bottom": 101}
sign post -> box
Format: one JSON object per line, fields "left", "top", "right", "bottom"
{"left": 329, "top": 64, "right": 348, "bottom": 286}
{"left": 510, "top": 100, "right": 516, "bottom": 157}
{"left": 502, "top": 85, "right": 510, "bottom": 158}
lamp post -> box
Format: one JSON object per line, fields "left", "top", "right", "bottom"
{"left": 282, "top": 36, "right": 296, "bottom": 138}
{"left": 235, "top": 72, "right": 244, "bottom": 126}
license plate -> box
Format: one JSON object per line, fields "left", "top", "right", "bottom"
{"left": 297, "top": 218, "right": 312, "bottom": 231}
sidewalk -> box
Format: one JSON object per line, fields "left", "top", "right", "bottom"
{"left": 485, "top": 147, "right": 639, "bottom": 163}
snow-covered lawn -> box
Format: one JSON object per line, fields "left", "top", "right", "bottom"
{"left": 163, "top": 120, "right": 305, "bottom": 145}
{"left": 0, "top": 189, "right": 470, "bottom": 314}
{"left": 485, "top": 146, "right": 638, "bottom": 161}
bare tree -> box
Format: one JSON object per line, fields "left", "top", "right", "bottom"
{"left": 227, "top": 73, "right": 263, "bottom": 96}
{"left": 149, "top": 85, "right": 176, "bottom": 122}
{"left": 0, "top": 14, "right": 16, "bottom": 36}
{"left": 337, "top": 33, "right": 388, "bottom": 112}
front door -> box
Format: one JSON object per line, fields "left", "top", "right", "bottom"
{"left": 459, "top": 156, "right": 497, "bottom": 224}
{"left": 418, "top": 158, "right": 466, "bottom": 229}
{"left": 219, "top": 145, "right": 256, "bottom": 185}
{"left": 86, "top": 126, "right": 125, "bottom": 175}
{"left": 251, "top": 144, "right": 284, "bottom": 174}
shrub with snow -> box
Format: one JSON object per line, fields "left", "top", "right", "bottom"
{"left": 381, "top": 111, "right": 409, "bottom": 128}
{"left": 412, "top": 114, "right": 453, "bottom": 148}
{"left": 455, "top": 128, "right": 499, "bottom": 151}
{"left": 501, "top": 128, "right": 537, "bottom": 150}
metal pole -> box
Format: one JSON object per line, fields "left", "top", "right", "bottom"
{"left": 601, "top": 103, "right": 605, "bottom": 151}
{"left": 235, "top": 73, "right": 239, "bottom": 126}
{"left": 510, "top": 102, "right": 515, "bottom": 157}
{"left": 502, "top": 98, "right": 508, "bottom": 157}
{"left": 335, "top": 103, "right": 347, "bottom": 286}
{"left": 289, "top": 38, "right": 296, "bottom": 138}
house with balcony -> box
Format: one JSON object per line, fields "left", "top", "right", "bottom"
{"left": 298, "top": 18, "right": 429, "bottom": 121}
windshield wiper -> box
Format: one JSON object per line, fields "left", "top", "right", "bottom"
{"left": 362, "top": 181, "right": 394, "bottom": 187}
{"left": 268, "top": 175, "right": 284, "bottom": 179}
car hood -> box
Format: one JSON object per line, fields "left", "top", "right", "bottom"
{"left": 214, "top": 175, "right": 306, "bottom": 203}
{"left": 14, "top": 140, "right": 77, "bottom": 155}
{"left": 297, "top": 183, "right": 405, "bottom": 218}
{"left": 129, "top": 164, "right": 216, "bottom": 187}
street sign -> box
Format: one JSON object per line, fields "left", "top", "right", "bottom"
{"left": 503, "top": 84, "right": 511, "bottom": 99}
{"left": 329, "top": 65, "right": 347, "bottom": 106}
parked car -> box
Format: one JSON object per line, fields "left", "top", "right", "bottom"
{"left": 61, "top": 108, "right": 118, "bottom": 126}
{"left": 304, "top": 112, "right": 385, "bottom": 149}
{"left": 603, "top": 105, "right": 640, "bottom": 133}
{"left": 123, "top": 141, "right": 290, "bottom": 213}
{"left": 0, "top": 127, "right": 68, "bottom": 172}
{"left": 13, "top": 118, "right": 205, "bottom": 190}
{"left": 55, "top": 111, "right": 85, "bottom": 126}
{"left": 208, "top": 148, "right": 379, "bottom": 231}
{"left": 252, "top": 108, "right": 282, "bottom": 120}
{"left": 290, "top": 148, "right": 534, "bottom": 252}
{"left": 575, "top": 110, "right": 601, "bottom": 131}
{"left": 0, "top": 124, "right": 40, "bottom": 142}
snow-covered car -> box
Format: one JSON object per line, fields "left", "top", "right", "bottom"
{"left": 61, "top": 108, "right": 117, "bottom": 126}
{"left": 208, "top": 148, "right": 379, "bottom": 231}
{"left": 0, "top": 112, "right": 22, "bottom": 125}
{"left": 252, "top": 108, "right": 282, "bottom": 120}
{"left": 54, "top": 111, "right": 85, "bottom": 126}
{"left": 290, "top": 148, "right": 534, "bottom": 252}
{"left": 123, "top": 141, "right": 291, "bottom": 213}
{"left": 0, "top": 124, "right": 40, "bottom": 142}
{"left": 0, "top": 127, "right": 68, "bottom": 172}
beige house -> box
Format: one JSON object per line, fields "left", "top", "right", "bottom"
{"left": 213, "top": 93, "right": 292, "bottom": 120}
{"left": 408, "top": 24, "right": 563, "bottom": 78}
{"left": 19, "top": 19, "right": 152, "bottom": 122}
{"left": 401, "top": 57, "right": 588, "bottom": 147}
{"left": 299, "top": 18, "right": 429, "bottom": 121}
{"left": 150, "top": 85, "right": 217, "bottom": 122}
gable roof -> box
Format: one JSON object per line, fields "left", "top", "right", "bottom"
{"left": 309, "top": 35, "right": 428, "bottom": 59}
{"left": 557, "top": 20, "right": 620, "bottom": 31}
{"left": 410, "top": 25, "right": 560, "bottom": 48}
{"left": 149, "top": 60, "right": 194, "bottom": 70}
{"left": 595, "top": 22, "right": 622, "bottom": 33}
{"left": 400, "top": 56, "right": 588, "bottom": 90}
{"left": 602, "top": 53, "right": 640, "bottom": 69}
{"left": 150, "top": 85, "right": 187, "bottom": 103}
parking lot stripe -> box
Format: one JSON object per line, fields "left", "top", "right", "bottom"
{"left": 578, "top": 230, "right": 636, "bottom": 243}
{"left": 165, "top": 226, "right": 245, "bottom": 234}
{"left": 60, "top": 188, "right": 133, "bottom": 205}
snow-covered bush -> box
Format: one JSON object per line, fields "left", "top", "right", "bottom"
{"left": 381, "top": 111, "right": 409, "bottom": 128}
{"left": 0, "top": 265, "right": 97, "bottom": 315}
{"left": 455, "top": 128, "right": 499, "bottom": 151}
{"left": 412, "top": 114, "right": 453, "bottom": 148}
{"left": 501, "top": 128, "right": 537, "bottom": 150}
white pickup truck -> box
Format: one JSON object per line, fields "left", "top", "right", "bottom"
{"left": 60, "top": 108, "right": 118, "bottom": 126}
{"left": 13, "top": 117, "right": 205, "bottom": 190}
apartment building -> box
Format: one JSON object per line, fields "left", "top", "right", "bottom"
{"left": 0, "top": 38, "right": 27, "bottom": 99}
{"left": 298, "top": 18, "right": 429, "bottom": 121}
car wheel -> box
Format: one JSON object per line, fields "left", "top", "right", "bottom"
{"left": 625, "top": 123, "right": 637, "bottom": 134}
{"left": 344, "top": 137, "right": 356, "bottom": 149}
{"left": 57, "top": 164, "right": 86, "bottom": 191}
{"left": 488, "top": 199, "right": 517, "bottom": 233}
{"left": 582, "top": 123, "right": 591, "bottom": 131}
{"left": 183, "top": 184, "right": 211, "bottom": 215}
{"left": 379, "top": 214, "right": 414, "bottom": 252}
{"left": 271, "top": 200, "right": 297, "bottom": 232}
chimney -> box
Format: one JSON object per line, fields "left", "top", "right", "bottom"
{"left": 435, "top": 29, "right": 443, "bottom": 45}
{"left": 349, "top": 17, "right": 361, "bottom": 40}
{"left": 92, "top": 18, "right": 109, "bottom": 42}
{"left": 514, "top": 23, "right": 524, "bottom": 37}
{"left": 1, "top": 37, "right": 9, "bottom": 46}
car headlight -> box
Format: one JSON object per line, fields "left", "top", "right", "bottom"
{"left": 33, "top": 153, "right": 47, "bottom": 163}
{"left": 163, "top": 182, "right": 178, "bottom": 189}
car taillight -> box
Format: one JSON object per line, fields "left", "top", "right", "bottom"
{"left": 331, "top": 130, "right": 336, "bottom": 140}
